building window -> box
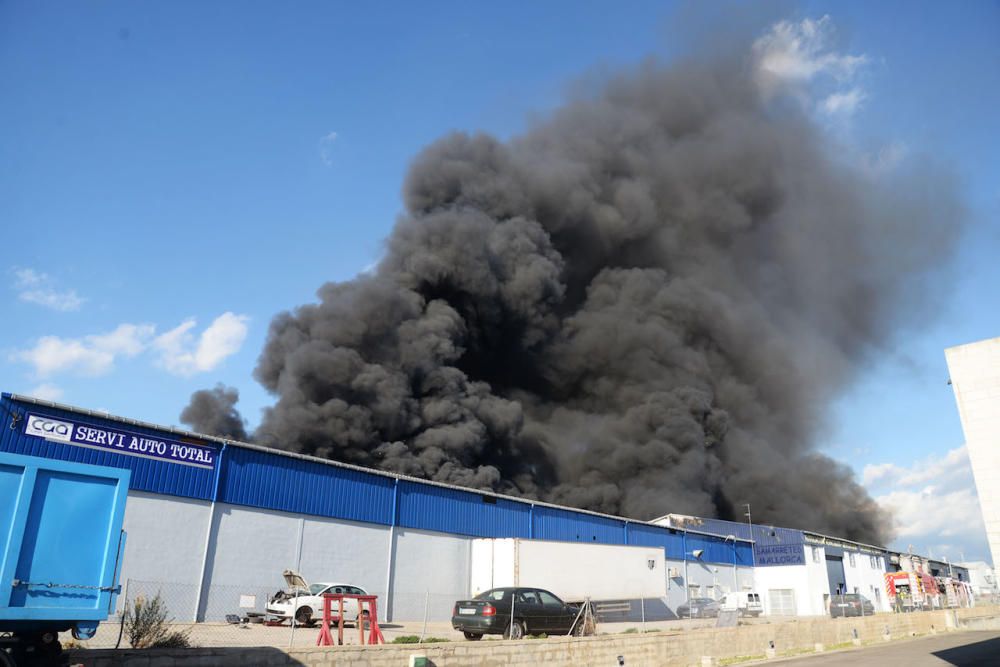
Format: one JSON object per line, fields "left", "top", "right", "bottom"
{"left": 812, "top": 547, "right": 821, "bottom": 563}
{"left": 848, "top": 552, "right": 856, "bottom": 567}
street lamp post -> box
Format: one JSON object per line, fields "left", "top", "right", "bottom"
{"left": 745, "top": 504, "right": 756, "bottom": 568}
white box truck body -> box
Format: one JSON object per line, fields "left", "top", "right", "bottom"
{"left": 470, "top": 538, "right": 666, "bottom": 602}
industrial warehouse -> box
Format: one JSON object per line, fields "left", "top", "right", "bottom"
{"left": 0, "top": 391, "right": 979, "bottom": 632}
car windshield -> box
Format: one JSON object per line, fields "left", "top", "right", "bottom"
{"left": 309, "top": 584, "right": 328, "bottom": 595}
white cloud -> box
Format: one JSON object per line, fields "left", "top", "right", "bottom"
{"left": 865, "top": 446, "right": 990, "bottom": 561}
{"left": 319, "top": 131, "right": 338, "bottom": 166}
{"left": 12, "top": 323, "right": 155, "bottom": 377}
{"left": 11, "top": 268, "right": 85, "bottom": 312}
{"left": 820, "top": 87, "right": 866, "bottom": 115}
{"left": 29, "top": 383, "right": 64, "bottom": 402}
{"left": 753, "top": 15, "right": 868, "bottom": 116}
{"left": 152, "top": 312, "right": 249, "bottom": 376}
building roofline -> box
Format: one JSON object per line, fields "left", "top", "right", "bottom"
{"left": 5, "top": 392, "right": 752, "bottom": 544}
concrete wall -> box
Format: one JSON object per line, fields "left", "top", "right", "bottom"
{"left": 390, "top": 527, "right": 471, "bottom": 622}
{"left": 120, "top": 491, "right": 211, "bottom": 585}
{"left": 73, "top": 606, "right": 1000, "bottom": 667}
{"left": 114, "top": 490, "right": 862, "bottom": 625}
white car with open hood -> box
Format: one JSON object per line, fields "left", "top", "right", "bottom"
{"left": 266, "top": 570, "right": 371, "bottom": 627}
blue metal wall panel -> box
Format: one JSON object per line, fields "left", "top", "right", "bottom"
{"left": 219, "top": 446, "right": 395, "bottom": 525}
{"left": 532, "top": 506, "right": 626, "bottom": 544}
{"left": 396, "top": 481, "right": 530, "bottom": 538}
{"left": 0, "top": 396, "right": 215, "bottom": 500}
{"left": 626, "top": 523, "right": 686, "bottom": 560}
{"left": 685, "top": 532, "right": 739, "bottom": 565}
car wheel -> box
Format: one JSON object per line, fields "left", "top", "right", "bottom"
{"left": 464, "top": 631, "right": 483, "bottom": 641}
{"left": 504, "top": 619, "right": 525, "bottom": 640}
{"left": 294, "top": 606, "right": 313, "bottom": 626}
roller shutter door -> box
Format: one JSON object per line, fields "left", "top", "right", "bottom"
{"left": 768, "top": 589, "right": 796, "bottom": 616}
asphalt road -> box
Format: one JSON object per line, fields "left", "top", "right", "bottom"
{"left": 773, "top": 631, "right": 1000, "bottom": 666}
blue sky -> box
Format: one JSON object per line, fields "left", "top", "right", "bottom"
{"left": 2, "top": 1, "right": 998, "bottom": 562}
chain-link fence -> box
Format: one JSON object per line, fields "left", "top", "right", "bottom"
{"left": 69, "top": 579, "right": 473, "bottom": 650}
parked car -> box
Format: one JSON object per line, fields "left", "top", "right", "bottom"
{"left": 266, "top": 570, "right": 370, "bottom": 627}
{"left": 720, "top": 591, "right": 763, "bottom": 617}
{"left": 676, "top": 597, "right": 721, "bottom": 619}
{"left": 829, "top": 593, "right": 876, "bottom": 617}
{"left": 451, "top": 587, "right": 586, "bottom": 640}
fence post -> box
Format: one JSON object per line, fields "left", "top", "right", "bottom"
{"left": 288, "top": 588, "right": 300, "bottom": 649}
{"left": 115, "top": 578, "right": 130, "bottom": 649}
{"left": 420, "top": 590, "right": 429, "bottom": 642}
{"left": 641, "top": 595, "right": 646, "bottom": 633}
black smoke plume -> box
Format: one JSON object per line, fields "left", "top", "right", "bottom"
{"left": 180, "top": 384, "right": 248, "bottom": 441}
{"left": 182, "top": 36, "right": 960, "bottom": 544}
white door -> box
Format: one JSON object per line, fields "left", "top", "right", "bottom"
{"left": 768, "top": 589, "right": 796, "bottom": 616}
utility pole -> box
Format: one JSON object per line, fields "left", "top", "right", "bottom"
{"left": 744, "top": 503, "right": 756, "bottom": 568}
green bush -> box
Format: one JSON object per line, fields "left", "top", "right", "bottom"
{"left": 123, "top": 593, "right": 192, "bottom": 649}
{"left": 390, "top": 636, "right": 450, "bottom": 644}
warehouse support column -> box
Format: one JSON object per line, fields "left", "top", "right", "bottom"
{"left": 384, "top": 479, "right": 399, "bottom": 622}
{"left": 682, "top": 531, "right": 689, "bottom": 608}
{"left": 194, "top": 442, "right": 227, "bottom": 622}
{"left": 732, "top": 540, "right": 738, "bottom": 592}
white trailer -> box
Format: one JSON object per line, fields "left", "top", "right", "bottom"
{"left": 470, "top": 538, "right": 666, "bottom": 602}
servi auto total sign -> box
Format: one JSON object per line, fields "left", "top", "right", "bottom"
{"left": 24, "top": 413, "right": 217, "bottom": 470}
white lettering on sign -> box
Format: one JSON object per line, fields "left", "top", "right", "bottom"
{"left": 23, "top": 412, "right": 217, "bottom": 469}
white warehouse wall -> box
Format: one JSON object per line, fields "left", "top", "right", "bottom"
{"left": 753, "top": 546, "right": 831, "bottom": 616}
{"left": 842, "top": 551, "right": 891, "bottom": 612}
{"left": 946, "top": 337, "right": 1000, "bottom": 570}
{"left": 118, "top": 491, "right": 212, "bottom": 620}
{"left": 389, "top": 527, "right": 471, "bottom": 622}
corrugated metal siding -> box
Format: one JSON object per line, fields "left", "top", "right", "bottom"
{"left": 219, "top": 445, "right": 395, "bottom": 525}
{"left": 735, "top": 543, "right": 753, "bottom": 566}
{"left": 627, "top": 523, "right": 686, "bottom": 560}
{"left": 685, "top": 532, "right": 738, "bottom": 565}
{"left": 532, "top": 505, "right": 626, "bottom": 544}
{"left": 396, "top": 481, "right": 530, "bottom": 538}
{"left": 684, "top": 517, "right": 804, "bottom": 549}
{"left": 0, "top": 396, "right": 215, "bottom": 500}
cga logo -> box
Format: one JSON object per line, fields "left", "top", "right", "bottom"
{"left": 25, "top": 414, "right": 74, "bottom": 443}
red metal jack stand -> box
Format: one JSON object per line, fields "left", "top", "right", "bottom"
{"left": 316, "top": 593, "right": 385, "bottom": 646}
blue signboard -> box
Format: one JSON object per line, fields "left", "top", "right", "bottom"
{"left": 23, "top": 412, "right": 217, "bottom": 470}
{"left": 756, "top": 543, "right": 805, "bottom": 566}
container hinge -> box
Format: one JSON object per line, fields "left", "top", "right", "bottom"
{"left": 11, "top": 579, "right": 121, "bottom": 593}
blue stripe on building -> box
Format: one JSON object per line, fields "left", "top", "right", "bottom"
{"left": 0, "top": 393, "right": 751, "bottom": 566}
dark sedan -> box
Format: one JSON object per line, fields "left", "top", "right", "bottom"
{"left": 676, "top": 597, "right": 721, "bottom": 619}
{"left": 829, "top": 593, "right": 876, "bottom": 617}
{"left": 451, "top": 587, "right": 585, "bottom": 640}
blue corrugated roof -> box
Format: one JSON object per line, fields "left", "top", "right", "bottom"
{"left": 218, "top": 445, "right": 395, "bottom": 525}
{"left": 0, "top": 393, "right": 760, "bottom": 566}
{"left": 532, "top": 505, "right": 626, "bottom": 544}
{"left": 0, "top": 395, "right": 215, "bottom": 500}
{"left": 397, "top": 481, "right": 530, "bottom": 538}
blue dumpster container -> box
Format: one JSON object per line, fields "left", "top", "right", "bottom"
{"left": 0, "top": 451, "right": 129, "bottom": 663}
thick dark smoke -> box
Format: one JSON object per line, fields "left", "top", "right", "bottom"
{"left": 182, "top": 36, "right": 960, "bottom": 544}
{"left": 180, "top": 384, "right": 248, "bottom": 441}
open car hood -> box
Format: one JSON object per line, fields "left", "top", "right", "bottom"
{"left": 283, "top": 569, "right": 309, "bottom": 591}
